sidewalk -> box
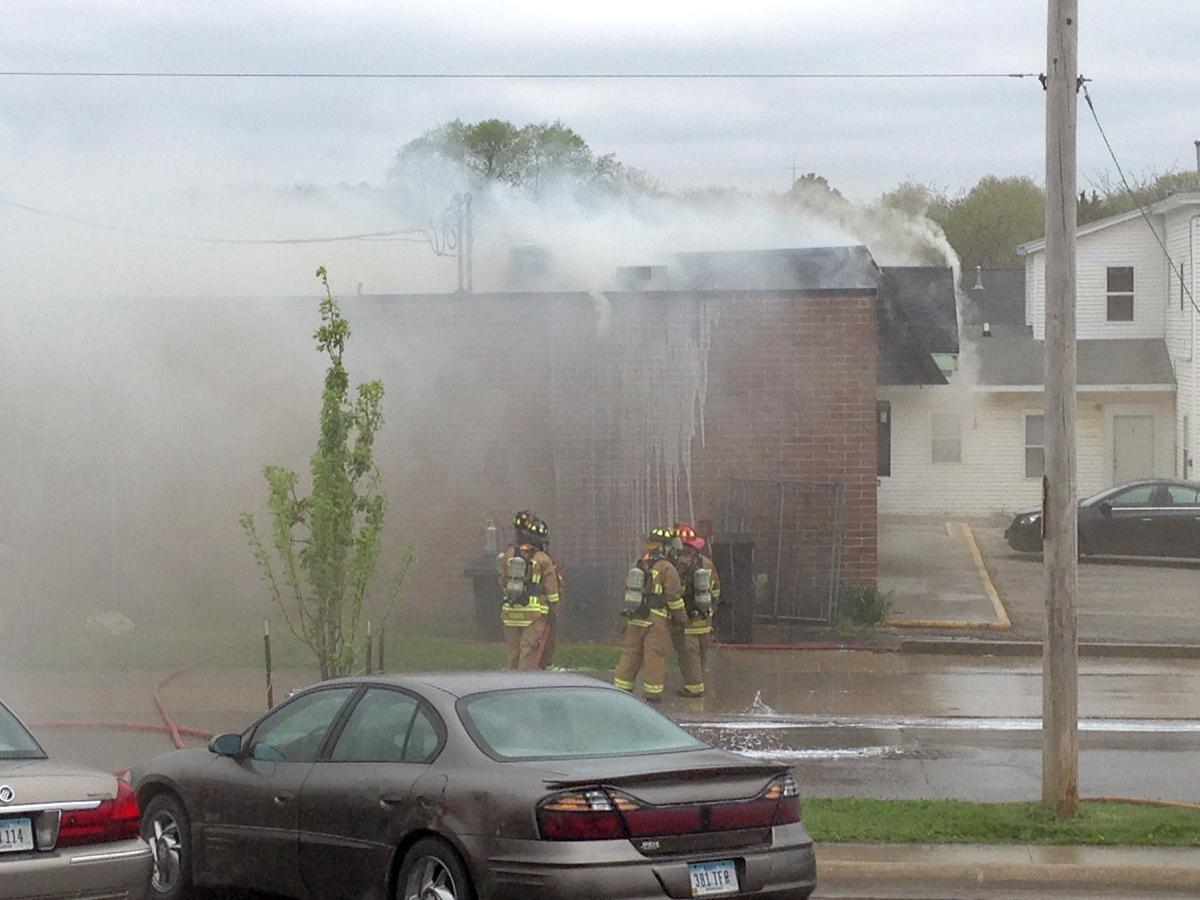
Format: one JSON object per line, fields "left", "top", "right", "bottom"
{"left": 879, "top": 519, "right": 1009, "bottom": 630}
{"left": 816, "top": 842, "right": 1200, "bottom": 894}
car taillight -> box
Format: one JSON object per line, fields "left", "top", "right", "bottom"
{"left": 537, "top": 790, "right": 626, "bottom": 840}
{"left": 57, "top": 781, "right": 141, "bottom": 847}
{"left": 538, "top": 775, "right": 803, "bottom": 841}
{"left": 763, "top": 774, "right": 802, "bottom": 825}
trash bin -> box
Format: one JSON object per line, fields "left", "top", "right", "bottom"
{"left": 711, "top": 533, "right": 755, "bottom": 644}
{"left": 463, "top": 555, "right": 503, "bottom": 642}
{"left": 557, "top": 564, "right": 613, "bottom": 644}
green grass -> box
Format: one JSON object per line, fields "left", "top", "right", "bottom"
{"left": 804, "top": 797, "right": 1200, "bottom": 846}
{"left": 6, "top": 614, "right": 620, "bottom": 675}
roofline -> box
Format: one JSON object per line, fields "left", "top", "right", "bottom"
{"left": 1017, "top": 208, "right": 1147, "bottom": 255}
{"left": 1151, "top": 191, "right": 1200, "bottom": 216}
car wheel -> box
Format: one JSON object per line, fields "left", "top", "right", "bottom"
{"left": 396, "top": 837, "right": 475, "bottom": 900}
{"left": 141, "top": 793, "right": 193, "bottom": 900}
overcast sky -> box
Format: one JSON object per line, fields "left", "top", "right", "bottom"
{"left": 2, "top": 1, "right": 1197, "bottom": 295}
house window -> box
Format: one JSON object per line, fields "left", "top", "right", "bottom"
{"left": 1106, "top": 266, "right": 1134, "bottom": 321}
{"left": 1025, "top": 414, "right": 1045, "bottom": 479}
{"left": 931, "top": 412, "right": 961, "bottom": 464}
{"left": 877, "top": 401, "right": 892, "bottom": 477}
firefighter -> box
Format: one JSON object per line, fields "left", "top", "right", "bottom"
{"left": 670, "top": 522, "right": 721, "bottom": 699}
{"left": 498, "top": 511, "right": 561, "bottom": 670}
{"left": 613, "top": 526, "right": 687, "bottom": 703}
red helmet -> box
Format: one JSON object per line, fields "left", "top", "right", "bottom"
{"left": 673, "top": 522, "right": 706, "bottom": 550}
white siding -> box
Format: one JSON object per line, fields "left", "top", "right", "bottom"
{"left": 878, "top": 386, "right": 1174, "bottom": 516}
{"left": 1163, "top": 209, "right": 1200, "bottom": 478}
{"left": 1026, "top": 217, "right": 1168, "bottom": 341}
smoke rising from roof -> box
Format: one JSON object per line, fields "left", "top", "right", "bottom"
{"left": 1, "top": 166, "right": 957, "bottom": 657}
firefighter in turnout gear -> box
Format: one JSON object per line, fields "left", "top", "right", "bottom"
{"left": 498, "top": 511, "right": 561, "bottom": 670}
{"left": 669, "top": 522, "right": 721, "bottom": 699}
{"left": 612, "top": 526, "right": 687, "bottom": 703}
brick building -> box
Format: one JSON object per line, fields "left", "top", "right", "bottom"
{"left": 347, "top": 246, "right": 945, "bottom": 642}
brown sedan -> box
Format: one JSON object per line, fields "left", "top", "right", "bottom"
{"left": 0, "top": 699, "right": 151, "bottom": 900}
{"left": 134, "top": 671, "right": 816, "bottom": 899}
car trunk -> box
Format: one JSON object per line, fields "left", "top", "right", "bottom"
{"left": 534, "top": 749, "right": 789, "bottom": 855}
{"left": 1, "top": 759, "right": 117, "bottom": 806}
{"left": 1, "top": 760, "right": 119, "bottom": 856}
{"left": 543, "top": 753, "right": 778, "bottom": 804}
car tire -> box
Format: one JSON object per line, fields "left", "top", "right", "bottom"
{"left": 141, "top": 792, "right": 193, "bottom": 900}
{"left": 396, "top": 836, "right": 476, "bottom": 900}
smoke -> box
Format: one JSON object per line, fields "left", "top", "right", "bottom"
{"left": 0, "top": 157, "right": 958, "bottom": 652}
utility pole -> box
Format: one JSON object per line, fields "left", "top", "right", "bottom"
{"left": 1042, "top": 0, "right": 1080, "bottom": 818}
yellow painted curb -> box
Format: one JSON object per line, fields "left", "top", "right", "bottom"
{"left": 957, "top": 521, "right": 1012, "bottom": 630}
{"left": 885, "top": 522, "right": 1012, "bottom": 631}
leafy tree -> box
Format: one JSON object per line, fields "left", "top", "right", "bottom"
{"left": 389, "top": 118, "right": 654, "bottom": 198}
{"left": 878, "top": 180, "right": 940, "bottom": 218}
{"left": 926, "top": 176, "right": 1045, "bottom": 270}
{"left": 1080, "top": 169, "right": 1200, "bottom": 224}
{"left": 240, "top": 268, "right": 412, "bottom": 678}
{"left": 786, "top": 172, "right": 846, "bottom": 204}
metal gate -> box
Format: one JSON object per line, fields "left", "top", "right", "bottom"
{"left": 721, "top": 477, "right": 845, "bottom": 626}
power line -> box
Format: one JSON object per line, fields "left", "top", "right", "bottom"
{"left": 1081, "top": 83, "right": 1200, "bottom": 317}
{"left": 0, "top": 195, "right": 433, "bottom": 245}
{"left": 0, "top": 69, "right": 1040, "bottom": 80}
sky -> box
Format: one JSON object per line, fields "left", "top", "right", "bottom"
{"left": 1, "top": 0, "right": 1197, "bottom": 295}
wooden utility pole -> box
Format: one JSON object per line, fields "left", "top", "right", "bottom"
{"left": 1042, "top": 0, "right": 1080, "bottom": 817}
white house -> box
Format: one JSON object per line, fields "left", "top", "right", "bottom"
{"left": 878, "top": 191, "right": 1200, "bottom": 516}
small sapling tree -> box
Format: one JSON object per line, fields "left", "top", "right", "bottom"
{"left": 241, "top": 267, "right": 412, "bottom": 678}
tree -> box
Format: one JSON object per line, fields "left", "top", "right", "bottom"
{"left": 1080, "top": 169, "right": 1200, "bottom": 224}
{"left": 240, "top": 268, "right": 412, "bottom": 678}
{"left": 389, "top": 118, "right": 653, "bottom": 198}
{"left": 926, "top": 176, "right": 1046, "bottom": 270}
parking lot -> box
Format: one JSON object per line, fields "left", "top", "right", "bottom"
{"left": 972, "top": 520, "right": 1200, "bottom": 645}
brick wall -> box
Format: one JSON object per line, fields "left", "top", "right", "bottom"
{"left": 350, "top": 288, "right": 878, "bottom": 637}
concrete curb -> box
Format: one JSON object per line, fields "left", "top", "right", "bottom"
{"left": 899, "top": 638, "right": 1200, "bottom": 659}
{"left": 817, "top": 843, "right": 1200, "bottom": 890}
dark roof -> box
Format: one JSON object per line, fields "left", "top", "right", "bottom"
{"left": 960, "top": 267, "right": 1025, "bottom": 326}
{"left": 973, "top": 328, "right": 1176, "bottom": 387}
{"left": 670, "top": 246, "right": 879, "bottom": 292}
{"left": 877, "top": 295, "right": 948, "bottom": 386}
{"left": 878, "top": 267, "right": 959, "bottom": 354}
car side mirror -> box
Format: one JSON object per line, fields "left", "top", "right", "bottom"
{"left": 1099, "top": 501, "right": 1113, "bottom": 518}
{"left": 208, "top": 733, "right": 243, "bottom": 757}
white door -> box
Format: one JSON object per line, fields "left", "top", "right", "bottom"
{"left": 1112, "top": 415, "right": 1155, "bottom": 484}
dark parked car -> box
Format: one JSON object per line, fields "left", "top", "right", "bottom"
{"left": 133, "top": 671, "right": 816, "bottom": 900}
{"left": 1005, "top": 479, "right": 1200, "bottom": 558}
{"left": 1, "top": 699, "right": 151, "bottom": 900}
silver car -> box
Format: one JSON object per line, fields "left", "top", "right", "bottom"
{"left": 1, "top": 698, "right": 152, "bottom": 900}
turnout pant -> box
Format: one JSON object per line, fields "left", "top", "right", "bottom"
{"left": 504, "top": 613, "right": 549, "bottom": 670}
{"left": 671, "top": 614, "right": 711, "bottom": 696}
{"left": 613, "top": 614, "right": 673, "bottom": 699}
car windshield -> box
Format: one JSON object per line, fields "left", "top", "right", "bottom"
{"left": 0, "top": 703, "right": 46, "bottom": 760}
{"left": 459, "top": 687, "right": 706, "bottom": 760}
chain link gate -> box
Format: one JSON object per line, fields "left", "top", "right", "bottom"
{"left": 720, "top": 477, "right": 845, "bottom": 628}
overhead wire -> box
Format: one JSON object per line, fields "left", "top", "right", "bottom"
{"left": 0, "top": 70, "right": 1040, "bottom": 80}
{"left": 0, "top": 195, "right": 434, "bottom": 245}
{"left": 1081, "top": 83, "right": 1200, "bottom": 317}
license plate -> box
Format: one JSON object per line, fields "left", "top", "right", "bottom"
{"left": 0, "top": 818, "right": 34, "bottom": 854}
{"left": 689, "top": 859, "right": 739, "bottom": 896}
